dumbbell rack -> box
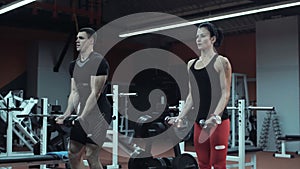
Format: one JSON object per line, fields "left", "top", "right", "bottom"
{"left": 258, "top": 111, "right": 282, "bottom": 151}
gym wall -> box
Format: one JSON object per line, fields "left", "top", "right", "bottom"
{"left": 32, "top": 40, "right": 73, "bottom": 111}
{"left": 0, "top": 24, "right": 257, "bottom": 117}
{"left": 256, "top": 16, "right": 300, "bottom": 151}
{"left": 0, "top": 21, "right": 269, "bottom": 147}
{"left": 0, "top": 27, "right": 73, "bottom": 111}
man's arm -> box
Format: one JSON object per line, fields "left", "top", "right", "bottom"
{"left": 56, "top": 78, "right": 79, "bottom": 124}
{"left": 77, "top": 75, "right": 108, "bottom": 121}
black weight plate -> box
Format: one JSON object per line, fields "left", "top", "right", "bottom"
{"left": 172, "top": 153, "right": 198, "bottom": 169}
{"left": 128, "top": 151, "right": 153, "bottom": 169}
{"left": 162, "top": 157, "right": 173, "bottom": 167}
{"left": 148, "top": 158, "right": 168, "bottom": 169}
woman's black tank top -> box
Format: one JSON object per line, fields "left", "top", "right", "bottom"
{"left": 189, "top": 55, "right": 229, "bottom": 123}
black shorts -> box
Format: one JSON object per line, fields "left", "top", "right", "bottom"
{"left": 70, "top": 120, "right": 96, "bottom": 145}
{"left": 70, "top": 120, "right": 107, "bottom": 146}
{"left": 71, "top": 96, "right": 112, "bottom": 146}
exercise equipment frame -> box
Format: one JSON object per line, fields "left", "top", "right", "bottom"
{"left": 179, "top": 99, "right": 273, "bottom": 169}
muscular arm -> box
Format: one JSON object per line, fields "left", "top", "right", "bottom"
{"left": 65, "top": 78, "right": 79, "bottom": 116}
{"left": 176, "top": 59, "right": 194, "bottom": 121}
{"left": 78, "top": 75, "right": 108, "bottom": 120}
{"left": 56, "top": 78, "right": 79, "bottom": 124}
{"left": 213, "top": 56, "right": 232, "bottom": 116}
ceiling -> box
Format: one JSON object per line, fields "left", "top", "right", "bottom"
{"left": 0, "top": 0, "right": 299, "bottom": 35}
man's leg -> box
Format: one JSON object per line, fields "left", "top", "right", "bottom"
{"left": 68, "top": 140, "right": 85, "bottom": 169}
{"left": 85, "top": 143, "right": 103, "bottom": 169}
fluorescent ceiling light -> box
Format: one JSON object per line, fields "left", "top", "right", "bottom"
{"left": 119, "top": 1, "right": 300, "bottom": 37}
{"left": 0, "top": 0, "right": 36, "bottom": 15}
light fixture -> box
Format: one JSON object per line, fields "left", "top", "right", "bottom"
{"left": 0, "top": 0, "right": 36, "bottom": 15}
{"left": 119, "top": 0, "right": 300, "bottom": 37}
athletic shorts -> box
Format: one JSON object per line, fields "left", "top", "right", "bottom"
{"left": 70, "top": 120, "right": 107, "bottom": 146}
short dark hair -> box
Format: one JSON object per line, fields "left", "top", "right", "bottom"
{"left": 198, "top": 22, "right": 223, "bottom": 47}
{"left": 79, "top": 27, "right": 97, "bottom": 42}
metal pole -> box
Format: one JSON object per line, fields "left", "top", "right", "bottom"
{"left": 231, "top": 74, "right": 236, "bottom": 148}
{"left": 6, "top": 98, "right": 13, "bottom": 156}
{"left": 40, "top": 98, "right": 48, "bottom": 169}
{"left": 238, "top": 99, "right": 246, "bottom": 169}
{"left": 107, "top": 85, "right": 119, "bottom": 169}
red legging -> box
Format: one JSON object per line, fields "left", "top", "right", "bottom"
{"left": 193, "top": 119, "right": 230, "bottom": 169}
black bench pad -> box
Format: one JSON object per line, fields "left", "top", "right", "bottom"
{"left": 277, "top": 135, "right": 300, "bottom": 141}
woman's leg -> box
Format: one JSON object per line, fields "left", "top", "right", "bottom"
{"left": 210, "top": 119, "right": 230, "bottom": 169}
{"left": 194, "top": 123, "right": 212, "bottom": 169}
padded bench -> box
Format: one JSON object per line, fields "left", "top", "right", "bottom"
{"left": 0, "top": 151, "right": 68, "bottom": 167}
{"left": 274, "top": 135, "right": 300, "bottom": 158}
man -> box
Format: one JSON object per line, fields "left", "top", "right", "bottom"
{"left": 56, "top": 27, "right": 111, "bottom": 169}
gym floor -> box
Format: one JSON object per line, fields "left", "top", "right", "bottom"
{"left": 99, "top": 146, "right": 300, "bottom": 169}
{"left": 101, "top": 147, "right": 300, "bottom": 169}
{"left": 9, "top": 143, "right": 300, "bottom": 169}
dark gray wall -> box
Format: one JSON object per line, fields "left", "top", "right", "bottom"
{"left": 27, "top": 40, "right": 73, "bottom": 111}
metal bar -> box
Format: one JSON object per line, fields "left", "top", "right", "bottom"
{"left": 238, "top": 99, "right": 246, "bottom": 169}
{"left": 12, "top": 129, "right": 33, "bottom": 151}
{"left": 226, "top": 106, "right": 274, "bottom": 111}
{"left": 16, "top": 114, "right": 77, "bottom": 118}
{"left": 40, "top": 98, "right": 48, "bottom": 169}
{"left": 0, "top": 159, "right": 66, "bottom": 168}
{"left": 106, "top": 92, "right": 137, "bottom": 97}
{"left": 231, "top": 74, "right": 236, "bottom": 148}
{"left": 227, "top": 106, "right": 238, "bottom": 110}
{"left": 106, "top": 85, "right": 119, "bottom": 169}
{"left": 7, "top": 98, "right": 13, "bottom": 156}
{"left": 247, "top": 106, "right": 275, "bottom": 111}
{"left": 119, "top": 93, "right": 137, "bottom": 96}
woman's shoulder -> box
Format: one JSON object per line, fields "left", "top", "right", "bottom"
{"left": 216, "top": 55, "right": 230, "bottom": 64}
{"left": 215, "top": 55, "right": 231, "bottom": 71}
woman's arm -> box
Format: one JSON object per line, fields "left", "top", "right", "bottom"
{"left": 168, "top": 59, "right": 195, "bottom": 124}
{"left": 206, "top": 56, "right": 232, "bottom": 126}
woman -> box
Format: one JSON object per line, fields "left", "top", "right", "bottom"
{"left": 168, "top": 22, "right": 232, "bottom": 169}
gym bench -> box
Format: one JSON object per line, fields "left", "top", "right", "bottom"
{"left": 0, "top": 151, "right": 68, "bottom": 168}
{"left": 273, "top": 135, "right": 300, "bottom": 158}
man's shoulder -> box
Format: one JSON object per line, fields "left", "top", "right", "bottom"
{"left": 91, "top": 51, "right": 103, "bottom": 58}
{"left": 91, "top": 52, "right": 107, "bottom": 62}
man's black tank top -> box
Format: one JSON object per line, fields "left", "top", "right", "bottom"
{"left": 189, "top": 54, "right": 229, "bottom": 123}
